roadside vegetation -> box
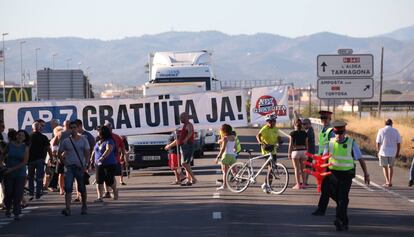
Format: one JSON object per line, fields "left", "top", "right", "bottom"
{"left": 341, "top": 115, "right": 414, "bottom": 168}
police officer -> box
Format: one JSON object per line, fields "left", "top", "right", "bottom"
{"left": 312, "top": 110, "right": 335, "bottom": 216}
{"left": 319, "top": 120, "right": 370, "bottom": 231}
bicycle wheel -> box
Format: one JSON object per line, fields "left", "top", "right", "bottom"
{"left": 226, "top": 162, "right": 251, "bottom": 193}
{"left": 266, "top": 162, "right": 289, "bottom": 195}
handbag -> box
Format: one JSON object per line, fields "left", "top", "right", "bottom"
{"left": 69, "top": 137, "right": 90, "bottom": 185}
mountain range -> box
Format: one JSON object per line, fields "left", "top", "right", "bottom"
{"left": 2, "top": 25, "right": 414, "bottom": 90}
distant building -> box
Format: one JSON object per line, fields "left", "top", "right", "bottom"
{"left": 37, "top": 68, "right": 93, "bottom": 100}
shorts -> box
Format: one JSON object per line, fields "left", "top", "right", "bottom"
{"left": 221, "top": 154, "right": 236, "bottom": 166}
{"left": 96, "top": 164, "right": 116, "bottom": 186}
{"left": 292, "top": 150, "right": 307, "bottom": 159}
{"left": 168, "top": 153, "right": 180, "bottom": 170}
{"left": 56, "top": 163, "right": 65, "bottom": 174}
{"left": 114, "top": 163, "right": 123, "bottom": 176}
{"left": 63, "top": 165, "right": 86, "bottom": 194}
{"left": 180, "top": 143, "right": 193, "bottom": 164}
{"left": 379, "top": 156, "right": 395, "bottom": 167}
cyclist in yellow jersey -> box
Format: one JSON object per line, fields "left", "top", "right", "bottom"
{"left": 256, "top": 114, "right": 282, "bottom": 193}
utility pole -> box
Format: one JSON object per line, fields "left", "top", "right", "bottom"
{"left": 308, "top": 83, "right": 312, "bottom": 117}
{"left": 378, "top": 47, "right": 384, "bottom": 117}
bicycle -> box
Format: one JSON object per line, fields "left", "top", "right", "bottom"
{"left": 225, "top": 148, "right": 289, "bottom": 194}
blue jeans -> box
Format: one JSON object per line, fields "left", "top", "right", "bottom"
{"left": 64, "top": 165, "right": 86, "bottom": 194}
{"left": 28, "top": 159, "right": 45, "bottom": 197}
{"left": 410, "top": 157, "right": 414, "bottom": 181}
{"left": 4, "top": 175, "right": 25, "bottom": 216}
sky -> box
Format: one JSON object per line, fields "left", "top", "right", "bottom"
{"left": 1, "top": 0, "right": 414, "bottom": 40}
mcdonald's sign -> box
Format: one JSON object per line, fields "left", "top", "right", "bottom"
{"left": 0, "top": 87, "right": 33, "bottom": 102}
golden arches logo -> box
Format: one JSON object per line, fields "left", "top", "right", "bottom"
{"left": 7, "top": 88, "right": 30, "bottom": 102}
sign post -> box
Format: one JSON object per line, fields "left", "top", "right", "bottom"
{"left": 317, "top": 50, "right": 374, "bottom": 100}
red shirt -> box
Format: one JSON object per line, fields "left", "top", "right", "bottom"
{"left": 177, "top": 123, "right": 194, "bottom": 145}
{"left": 112, "top": 133, "right": 125, "bottom": 163}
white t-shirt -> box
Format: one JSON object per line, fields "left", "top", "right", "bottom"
{"left": 376, "top": 126, "right": 401, "bottom": 157}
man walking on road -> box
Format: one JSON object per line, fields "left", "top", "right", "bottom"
{"left": 28, "top": 121, "right": 52, "bottom": 200}
{"left": 165, "top": 112, "right": 197, "bottom": 186}
{"left": 256, "top": 114, "right": 281, "bottom": 193}
{"left": 318, "top": 120, "right": 370, "bottom": 231}
{"left": 58, "top": 121, "right": 90, "bottom": 216}
{"left": 376, "top": 119, "right": 401, "bottom": 187}
{"left": 312, "top": 110, "right": 335, "bottom": 216}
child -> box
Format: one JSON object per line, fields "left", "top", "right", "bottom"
{"left": 167, "top": 133, "right": 185, "bottom": 185}
{"left": 215, "top": 124, "right": 237, "bottom": 190}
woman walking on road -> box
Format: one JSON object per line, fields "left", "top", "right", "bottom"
{"left": 288, "top": 119, "right": 309, "bottom": 189}
{"left": 1, "top": 129, "right": 30, "bottom": 220}
{"left": 90, "top": 126, "right": 118, "bottom": 202}
{"left": 215, "top": 124, "right": 237, "bottom": 191}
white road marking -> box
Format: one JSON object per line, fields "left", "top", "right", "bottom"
{"left": 212, "top": 212, "right": 222, "bottom": 219}
{"left": 352, "top": 178, "right": 374, "bottom": 192}
{"left": 0, "top": 206, "right": 37, "bottom": 229}
{"left": 355, "top": 175, "right": 414, "bottom": 204}
{"left": 213, "top": 193, "right": 220, "bottom": 199}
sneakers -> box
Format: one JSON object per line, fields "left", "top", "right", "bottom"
{"left": 292, "top": 184, "right": 301, "bottom": 190}
{"left": 81, "top": 206, "right": 88, "bottom": 215}
{"left": 113, "top": 189, "right": 119, "bottom": 200}
{"left": 409, "top": 180, "right": 413, "bottom": 187}
{"left": 103, "top": 192, "right": 111, "bottom": 198}
{"left": 93, "top": 198, "right": 104, "bottom": 203}
{"left": 261, "top": 183, "right": 271, "bottom": 194}
{"left": 216, "top": 186, "right": 225, "bottom": 191}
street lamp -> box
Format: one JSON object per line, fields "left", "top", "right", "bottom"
{"left": 35, "top": 48, "right": 40, "bottom": 101}
{"left": 2, "top": 32, "right": 8, "bottom": 103}
{"left": 19, "top": 41, "right": 26, "bottom": 102}
{"left": 66, "top": 58, "right": 72, "bottom": 69}
{"left": 52, "top": 53, "right": 58, "bottom": 69}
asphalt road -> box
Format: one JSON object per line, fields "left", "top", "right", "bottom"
{"left": 1, "top": 128, "right": 413, "bottom": 237}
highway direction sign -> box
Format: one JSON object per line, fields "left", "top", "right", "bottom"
{"left": 317, "top": 54, "right": 374, "bottom": 78}
{"left": 317, "top": 78, "right": 374, "bottom": 99}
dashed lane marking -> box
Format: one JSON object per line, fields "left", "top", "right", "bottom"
{"left": 0, "top": 206, "right": 38, "bottom": 229}
{"left": 212, "top": 212, "right": 222, "bottom": 219}
{"left": 355, "top": 175, "right": 414, "bottom": 204}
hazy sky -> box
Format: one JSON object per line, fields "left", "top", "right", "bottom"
{"left": 1, "top": 0, "right": 414, "bottom": 40}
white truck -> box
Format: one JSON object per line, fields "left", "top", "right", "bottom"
{"left": 127, "top": 50, "right": 218, "bottom": 169}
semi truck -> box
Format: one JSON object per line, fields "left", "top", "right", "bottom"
{"left": 127, "top": 50, "right": 219, "bottom": 169}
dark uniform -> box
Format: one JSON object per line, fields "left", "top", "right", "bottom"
{"left": 315, "top": 120, "right": 370, "bottom": 231}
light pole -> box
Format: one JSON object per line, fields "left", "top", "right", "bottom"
{"left": 66, "top": 58, "right": 72, "bottom": 69}
{"left": 2, "top": 32, "right": 8, "bottom": 103}
{"left": 19, "top": 41, "right": 26, "bottom": 102}
{"left": 52, "top": 53, "right": 58, "bottom": 69}
{"left": 35, "top": 48, "right": 40, "bottom": 101}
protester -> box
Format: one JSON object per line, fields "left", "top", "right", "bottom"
{"left": 90, "top": 125, "right": 118, "bottom": 202}
{"left": 312, "top": 110, "right": 335, "bottom": 216}
{"left": 165, "top": 112, "right": 197, "bottom": 186}
{"left": 376, "top": 119, "right": 401, "bottom": 187}
{"left": 302, "top": 118, "right": 315, "bottom": 185}
{"left": 58, "top": 121, "right": 90, "bottom": 216}
{"left": 53, "top": 120, "right": 71, "bottom": 195}
{"left": 256, "top": 114, "right": 281, "bottom": 194}
{"left": 288, "top": 119, "right": 308, "bottom": 189}
{"left": 215, "top": 124, "right": 237, "bottom": 191}
{"left": 43, "top": 126, "right": 63, "bottom": 192}
{"left": 1, "top": 129, "right": 30, "bottom": 220}
{"left": 409, "top": 137, "right": 414, "bottom": 187}
{"left": 312, "top": 120, "right": 370, "bottom": 231}
{"left": 28, "top": 121, "right": 52, "bottom": 200}
{"left": 0, "top": 120, "right": 8, "bottom": 209}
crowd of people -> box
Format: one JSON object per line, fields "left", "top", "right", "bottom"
{"left": 0, "top": 110, "right": 412, "bottom": 232}
{"left": 0, "top": 119, "right": 128, "bottom": 219}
